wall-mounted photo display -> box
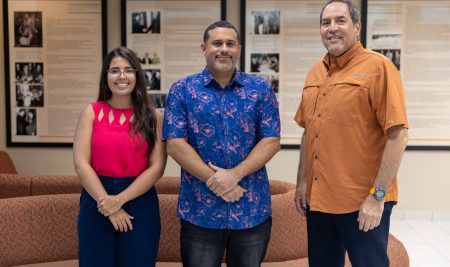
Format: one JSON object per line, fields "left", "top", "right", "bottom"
{"left": 3, "top": 0, "right": 107, "bottom": 147}
{"left": 241, "top": 0, "right": 328, "bottom": 147}
{"left": 121, "top": 0, "right": 226, "bottom": 111}
{"left": 365, "top": 0, "right": 450, "bottom": 149}
{"left": 15, "top": 62, "right": 44, "bottom": 108}
{"left": 13, "top": 11, "right": 43, "bottom": 47}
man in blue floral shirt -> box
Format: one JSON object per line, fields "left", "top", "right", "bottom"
{"left": 162, "top": 21, "right": 280, "bottom": 267}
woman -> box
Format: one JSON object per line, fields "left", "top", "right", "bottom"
{"left": 73, "top": 47, "right": 166, "bottom": 267}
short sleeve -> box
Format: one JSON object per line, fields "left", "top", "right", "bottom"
{"left": 294, "top": 97, "right": 305, "bottom": 128}
{"left": 257, "top": 80, "right": 280, "bottom": 138}
{"left": 370, "top": 60, "right": 409, "bottom": 133}
{"left": 162, "top": 80, "right": 188, "bottom": 139}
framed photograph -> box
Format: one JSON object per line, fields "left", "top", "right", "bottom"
{"left": 240, "top": 0, "right": 330, "bottom": 148}
{"left": 364, "top": 0, "right": 450, "bottom": 150}
{"left": 3, "top": 0, "right": 107, "bottom": 147}
{"left": 121, "top": 0, "right": 226, "bottom": 111}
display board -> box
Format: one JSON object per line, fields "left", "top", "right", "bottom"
{"left": 121, "top": 0, "right": 226, "bottom": 110}
{"left": 365, "top": 0, "right": 450, "bottom": 150}
{"left": 241, "top": 0, "right": 326, "bottom": 147}
{"left": 3, "top": 0, "right": 107, "bottom": 147}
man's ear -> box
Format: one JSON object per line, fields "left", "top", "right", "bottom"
{"left": 200, "top": 43, "right": 206, "bottom": 54}
{"left": 355, "top": 21, "right": 362, "bottom": 36}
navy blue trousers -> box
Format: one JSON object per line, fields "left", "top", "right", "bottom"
{"left": 78, "top": 176, "right": 160, "bottom": 267}
{"left": 306, "top": 202, "right": 394, "bottom": 267}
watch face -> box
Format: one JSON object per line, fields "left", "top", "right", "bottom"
{"left": 374, "top": 188, "right": 386, "bottom": 200}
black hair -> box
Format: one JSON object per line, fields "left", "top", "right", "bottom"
{"left": 203, "top": 21, "right": 240, "bottom": 43}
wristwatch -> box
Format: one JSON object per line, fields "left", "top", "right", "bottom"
{"left": 370, "top": 187, "right": 387, "bottom": 201}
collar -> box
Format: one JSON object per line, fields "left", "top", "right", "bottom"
{"left": 322, "top": 42, "right": 363, "bottom": 71}
{"left": 202, "top": 68, "right": 244, "bottom": 88}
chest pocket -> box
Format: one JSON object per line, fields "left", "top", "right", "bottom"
{"left": 326, "top": 79, "right": 362, "bottom": 126}
{"left": 301, "top": 81, "right": 321, "bottom": 124}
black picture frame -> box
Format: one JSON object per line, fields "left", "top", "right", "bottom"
{"left": 3, "top": 0, "right": 107, "bottom": 147}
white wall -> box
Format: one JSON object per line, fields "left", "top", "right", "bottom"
{"left": 1, "top": 0, "right": 449, "bottom": 212}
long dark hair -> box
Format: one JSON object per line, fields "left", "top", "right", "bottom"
{"left": 98, "top": 46, "right": 157, "bottom": 154}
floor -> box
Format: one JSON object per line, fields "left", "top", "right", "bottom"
{"left": 390, "top": 210, "right": 450, "bottom": 267}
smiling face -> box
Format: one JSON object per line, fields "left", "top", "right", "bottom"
{"left": 107, "top": 56, "right": 136, "bottom": 98}
{"left": 320, "top": 2, "right": 361, "bottom": 57}
{"left": 201, "top": 27, "right": 241, "bottom": 76}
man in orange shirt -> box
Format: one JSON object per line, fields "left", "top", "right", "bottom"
{"left": 294, "top": 1, "right": 409, "bottom": 266}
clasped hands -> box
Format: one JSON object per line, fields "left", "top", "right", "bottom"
{"left": 97, "top": 195, "right": 134, "bottom": 232}
{"left": 206, "top": 162, "right": 245, "bottom": 203}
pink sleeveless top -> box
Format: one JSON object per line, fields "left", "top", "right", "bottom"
{"left": 91, "top": 101, "right": 149, "bottom": 178}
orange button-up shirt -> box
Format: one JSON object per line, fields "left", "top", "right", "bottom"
{"left": 294, "top": 42, "right": 408, "bottom": 214}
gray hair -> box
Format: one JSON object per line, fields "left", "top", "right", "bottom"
{"left": 320, "top": 0, "right": 360, "bottom": 25}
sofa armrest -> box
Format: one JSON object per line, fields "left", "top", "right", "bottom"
{"left": 0, "top": 150, "right": 18, "bottom": 174}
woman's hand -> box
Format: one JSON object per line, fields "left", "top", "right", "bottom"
{"left": 109, "top": 209, "right": 134, "bottom": 232}
{"left": 97, "top": 195, "right": 125, "bottom": 216}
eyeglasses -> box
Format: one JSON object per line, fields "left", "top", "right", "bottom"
{"left": 107, "top": 67, "right": 137, "bottom": 77}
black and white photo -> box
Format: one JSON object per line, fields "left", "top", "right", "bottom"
{"left": 251, "top": 11, "right": 280, "bottom": 35}
{"left": 131, "top": 11, "right": 161, "bottom": 34}
{"left": 137, "top": 51, "right": 161, "bottom": 65}
{"left": 16, "top": 108, "right": 37, "bottom": 136}
{"left": 374, "top": 49, "right": 401, "bottom": 70}
{"left": 250, "top": 53, "right": 279, "bottom": 73}
{"left": 14, "top": 12, "right": 43, "bottom": 47}
{"left": 144, "top": 69, "right": 161, "bottom": 90}
{"left": 15, "top": 63, "right": 44, "bottom": 107}
{"left": 148, "top": 93, "right": 166, "bottom": 109}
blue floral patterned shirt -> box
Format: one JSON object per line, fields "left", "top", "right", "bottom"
{"left": 162, "top": 68, "right": 280, "bottom": 230}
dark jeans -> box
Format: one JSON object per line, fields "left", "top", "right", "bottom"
{"left": 78, "top": 176, "right": 161, "bottom": 267}
{"left": 306, "top": 202, "right": 394, "bottom": 267}
{"left": 180, "top": 217, "right": 272, "bottom": 267}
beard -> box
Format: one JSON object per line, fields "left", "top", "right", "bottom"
{"left": 208, "top": 59, "right": 237, "bottom": 73}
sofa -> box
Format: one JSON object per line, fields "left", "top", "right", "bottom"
{"left": 0, "top": 150, "right": 17, "bottom": 174}
{"left": 0, "top": 172, "right": 409, "bottom": 267}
